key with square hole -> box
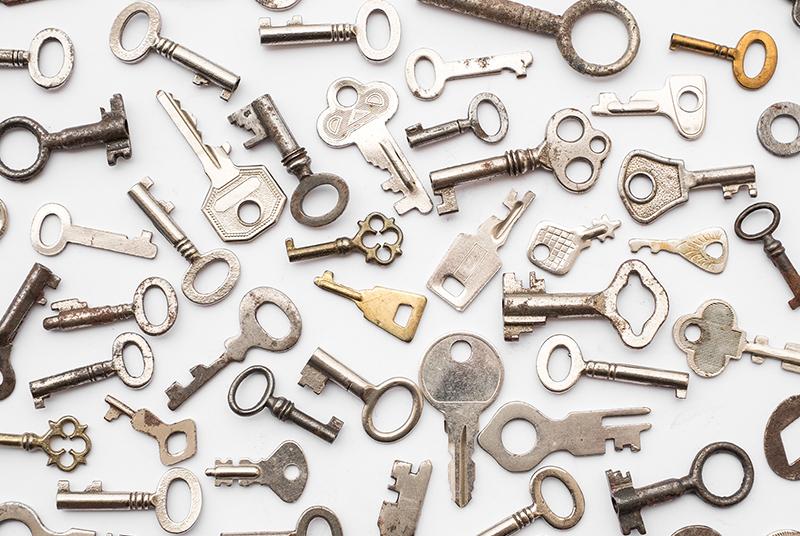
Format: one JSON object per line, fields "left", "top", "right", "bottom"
{"left": 1, "top": 28, "right": 74, "bottom": 89}
{"left": 378, "top": 460, "right": 432, "bottom": 536}
{"left": 221, "top": 506, "right": 343, "bottom": 536}
{"left": 630, "top": 227, "right": 729, "bottom": 274}
{"left": 528, "top": 214, "right": 620, "bottom": 275}
{"left": 406, "top": 93, "right": 509, "bottom": 147}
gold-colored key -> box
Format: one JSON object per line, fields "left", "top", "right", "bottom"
{"left": 0, "top": 416, "right": 91, "bottom": 471}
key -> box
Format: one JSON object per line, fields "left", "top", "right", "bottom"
{"left": 764, "top": 394, "right": 800, "bottom": 480}
{"left": 618, "top": 150, "right": 757, "bottom": 224}
{"left": 630, "top": 227, "right": 729, "bottom": 274}
{"left": 503, "top": 259, "right": 669, "bottom": 348}
{"left": 757, "top": 102, "right": 800, "bottom": 157}
{"left": 591, "top": 75, "right": 707, "bottom": 140}
{"left": 299, "top": 348, "right": 424, "bottom": 442}
{"left": 1, "top": 28, "right": 74, "bottom": 89}
{"left": 0, "top": 502, "right": 94, "bottom": 536}
{"left": 128, "top": 178, "right": 240, "bottom": 305}
{"left": 57, "top": 468, "right": 203, "bottom": 534}
{"left": 0, "top": 416, "right": 91, "bottom": 472}
{"left": 0, "top": 94, "right": 130, "bottom": 181}
{"left": 260, "top": 0, "right": 401, "bottom": 62}
{"left": 157, "top": 90, "right": 286, "bottom": 242}
{"left": 0, "top": 198, "right": 6, "bottom": 238}
{"left": 221, "top": 506, "right": 343, "bottom": 536}
{"left": 406, "top": 93, "right": 509, "bottom": 147}
{"left": 104, "top": 395, "right": 197, "bottom": 466}
{"left": 286, "top": 212, "right": 403, "bottom": 265}
{"left": 44, "top": 277, "right": 178, "bottom": 336}
{"left": 205, "top": 441, "right": 308, "bottom": 502}
{"left": 164, "top": 286, "right": 302, "bottom": 409}
{"left": 607, "top": 442, "right": 754, "bottom": 535}
{"left": 110, "top": 2, "right": 240, "bottom": 100}
{"left": 378, "top": 460, "right": 432, "bottom": 536}
{"left": 670, "top": 30, "right": 777, "bottom": 90}
{"left": 256, "top": 0, "right": 301, "bottom": 9}
{"left": 528, "top": 214, "right": 621, "bottom": 275}
{"left": 405, "top": 49, "right": 533, "bottom": 101}
{"left": 430, "top": 109, "right": 610, "bottom": 214}
{"left": 419, "top": 333, "right": 503, "bottom": 507}
{"left": 794, "top": 0, "right": 800, "bottom": 26}
{"left": 428, "top": 190, "right": 534, "bottom": 311}
{"left": 229, "top": 93, "right": 349, "bottom": 227}
{"left": 0, "top": 263, "right": 60, "bottom": 400}
{"left": 673, "top": 528, "right": 721, "bottom": 536}
{"left": 317, "top": 78, "right": 434, "bottom": 215}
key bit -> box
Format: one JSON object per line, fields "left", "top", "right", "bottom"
{"left": 629, "top": 227, "right": 728, "bottom": 274}
{"left": 0, "top": 415, "right": 91, "bottom": 472}
{"left": 0, "top": 502, "right": 94, "bottom": 536}
{"left": 378, "top": 460, "right": 432, "bottom": 536}
{"left": 528, "top": 214, "right": 621, "bottom": 275}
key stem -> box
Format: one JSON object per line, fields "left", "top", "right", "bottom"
{"left": 670, "top": 34, "right": 735, "bottom": 60}
{"left": 44, "top": 303, "right": 134, "bottom": 331}
{"left": 314, "top": 271, "right": 362, "bottom": 302}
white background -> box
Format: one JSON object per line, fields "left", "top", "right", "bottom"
{"left": 1, "top": 1, "right": 800, "bottom": 535}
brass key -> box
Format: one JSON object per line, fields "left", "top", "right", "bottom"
{"left": 0, "top": 416, "right": 91, "bottom": 471}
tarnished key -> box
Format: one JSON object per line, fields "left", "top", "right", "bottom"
{"left": 0, "top": 502, "right": 94, "bottom": 536}
{"left": 419, "top": 333, "right": 503, "bottom": 507}
{"left": 378, "top": 460, "right": 432, "bottom": 536}
{"left": 1, "top": 28, "right": 74, "bottom": 89}
{"left": 220, "top": 506, "right": 343, "bottom": 536}
{"left": 0, "top": 415, "right": 91, "bottom": 471}
{"left": 630, "top": 227, "right": 729, "bottom": 274}
{"left": 406, "top": 93, "right": 509, "bottom": 148}
{"left": 528, "top": 214, "right": 620, "bottom": 275}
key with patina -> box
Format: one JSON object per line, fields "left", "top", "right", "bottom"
{"left": 528, "top": 214, "right": 620, "bottom": 275}
{"left": 0, "top": 415, "right": 91, "bottom": 472}
{"left": 378, "top": 460, "right": 432, "bottom": 536}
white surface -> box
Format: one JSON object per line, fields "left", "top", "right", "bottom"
{"left": 1, "top": 1, "right": 800, "bottom": 535}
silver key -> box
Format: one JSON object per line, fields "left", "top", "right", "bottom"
{"left": 419, "top": 333, "right": 503, "bottom": 507}
{"left": 629, "top": 227, "right": 729, "bottom": 274}
{"left": 528, "top": 214, "right": 621, "bottom": 275}
{"left": 30, "top": 203, "right": 157, "bottom": 259}
{"left": 378, "top": 460, "right": 432, "bottom": 536}
{"left": 0, "top": 502, "right": 94, "bottom": 536}
{"left": 1, "top": 28, "right": 74, "bottom": 89}
{"left": 221, "top": 506, "right": 343, "bottom": 536}
{"left": 317, "top": 78, "right": 433, "bottom": 215}
{"left": 404, "top": 48, "right": 533, "bottom": 100}
{"left": 405, "top": 92, "right": 509, "bottom": 147}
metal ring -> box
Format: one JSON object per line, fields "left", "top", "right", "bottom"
{"left": 757, "top": 102, "right": 800, "bottom": 157}
{"left": 467, "top": 92, "right": 509, "bottom": 143}
{"left": 290, "top": 172, "right": 350, "bottom": 227}
{"left": 732, "top": 30, "right": 778, "bottom": 90}
{"left": 227, "top": 365, "right": 276, "bottom": 417}
{"left": 362, "top": 377, "right": 423, "bottom": 442}
{"left": 28, "top": 28, "right": 74, "bottom": 89}
{"left": 110, "top": 332, "right": 155, "bottom": 388}
{"left": 29, "top": 203, "right": 71, "bottom": 256}
{"left": 182, "top": 249, "right": 240, "bottom": 305}
{"left": 355, "top": 0, "right": 402, "bottom": 62}
{"left": 153, "top": 468, "right": 203, "bottom": 534}
{"left": 296, "top": 506, "right": 344, "bottom": 536}
{"left": 404, "top": 48, "right": 446, "bottom": 100}
{"left": 132, "top": 277, "right": 178, "bottom": 336}
{"left": 530, "top": 466, "right": 586, "bottom": 529}
{"left": 0, "top": 116, "right": 50, "bottom": 181}
{"left": 734, "top": 202, "right": 780, "bottom": 241}
{"left": 355, "top": 212, "right": 403, "bottom": 265}
{"left": 536, "top": 335, "right": 584, "bottom": 393}
{"left": 0, "top": 199, "right": 7, "bottom": 239}
{"left": 109, "top": 1, "right": 161, "bottom": 63}
{"left": 690, "top": 442, "right": 754, "bottom": 507}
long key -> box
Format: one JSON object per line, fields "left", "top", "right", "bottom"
{"left": 378, "top": 460, "right": 432, "bottom": 536}
{"left": 404, "top": 49, "right": 532, "bottom": 101}
{"left": 528, "top": 214, "right": 620, "bottom": 275}
{"left": 0, "top": 415, "right": 91, "bottom": 472}
{"left": 419, "top": 333, "right": 503, "bottom": 507}
{"left": 1, "top": 28, "right": 74, "bottom": 89}
{"left": 220, "top": 506, "right": 343, "bottom": 536}
{"left": 317, "top": 78, "right": 433, "bottom": 215}
{"left": 406, "top": 93, "right": 509, "bottom": 147}
{"left": 629, "top": 227, "right": 729, "bottom": 274}
{"left": 0, "top": 502, "right": 94, "bottom": 536}
{"left": 607, "top": 442, "right": 754, "bottom": 535}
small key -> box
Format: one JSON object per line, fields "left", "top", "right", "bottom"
{"left": 299, "top": 348, "right": 424, "bottom": 442}
{"left": 221, "top": 506, "right": 343, "bottom": 536}
{"left": 670, "top": 30, "right": 777, "bottom": 89}
{"left": 164, "top": 286, "right": 302, "bottom": 409}
{"left": 618, "top": 150, "right": 757, "bottom": 224}
{"left": 757, "top": 101, "right": 800, "bottom": 157}
{"left": 528, "top": 214, "right": 621, "bottom": 275}
{"left": 0, "top": 94, "right": 130, "bottom": 181}
{"left": 0, "top": 263, "right": 60, "bottom": 400}
{"left": 419, "top": 333, "right": 503, "bottom": 507}
{"left": 286, "top": 212, "right": 402, "bottom": 265}
{"left": 57, "top": 468, "right": 203, "bottom": 534}
{"left": 607, "top": 442, "right": 754, "bottom": 535}
{"left": 630, "top": 227, "right": 729, "bottom": 274}
{"left": 503, "top": 259, "right": 669, "bottom": 348}
{"left": 378, "top": 460, "right": 432, "bottom": 536}
{"left": 764, "top": 394, "right": 800, "bottom": 480}
{"left": 317, "top": 78, "right": 433, "bottom": 215}
{"left": 205, "top": 441, "right": 308, "bottom": 503}
{"left": 537, "top": 335, "right": 689, "bottom": 398}
{"left": 104, "top": 395, "right": 197, "bottom": 466}
{"left": 0, "top": 416, "right": 91, "bottom": 472}
{"left": 1, "top": 28, "right": 74, "bottom": 89}
{"left": 110, "top": 1, "right": 240, "bottom": 100}
{"left": 0, "top": 502, "right": 94, "bottom": 536}
{"left": 430, "top": 109, "right": 610, "bottom": 214}
{"left": 406, "top": 93, "right": 509, "bottom": 147}
{"left": 405, "top": 49, "right": 532, "bottom": 101}
{"left": 260, "top": 0, "right": 401, "bottom": 62}
{"left": 228, "top": 365, "right": 343, "bottom": 444}
{"left": 428, "top": 190, "right": 534, "bottom": 311}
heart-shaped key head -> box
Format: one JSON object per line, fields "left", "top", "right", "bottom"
{"left": 618, "top": 150, "right": 688, "bottom": 223}
{"left": 317, "top": 78, "right": 398, "bottom": 148}
{"left": 673, "top": 299, "right": 747, "bottom": 377}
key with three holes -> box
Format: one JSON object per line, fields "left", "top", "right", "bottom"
{"left": 528, "top": 214, "right": 621, "bottom": 275}
{"left": 406, "top": 93, "right": 509, "bottom": 147}
{"left": 221, "top": 506, "right": 343, "bottom": 536}
{"left": 1, "top": 28, "right": 74, "bottom": 89}
{"left": 0, "top": 416, "right": 91, "bottom": 472}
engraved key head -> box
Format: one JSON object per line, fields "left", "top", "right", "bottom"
{"left": 110, "top": 332, "right": 155, "bottom": 388}
{"left": 618, "top": 150, "right": 689, "bottom": 223}
{"left": 528, "top": 222, "right": 583, "bottom": 275}
{"left": 673, "top": 299, "right": 747, "bottom": 377}
{"left": 152, "top": 468, "right": 203, "bottom": 533}
{"left": 317, "top": 78, "right": 398, "bottom": 148}
{"left": 257, "top": 441, "right": 308, "bottom": 502}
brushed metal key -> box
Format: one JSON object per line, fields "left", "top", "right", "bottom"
{"left": 1, "top": 28, "right": 74, "bottom": 89}
{"left": 221, "top": 506, "right": 343, "bottom": 536}
{"left": 629, "top": 227, "right": 729, "bottom": 274}
{"left": 0, "top": 415, "right": 91, "bottom": 472}
{"left": 378, "top": 460, "right": 432, "bottom": 536}
{"left": 406, "top": 92, "right": 509, "bottom": 148}
{"left": 528, "top": 214, "right": 620, "bottom": 275}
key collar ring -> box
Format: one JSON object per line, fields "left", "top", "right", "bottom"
{"left": 296, "top": 506, "right": 344, "bottom": 536}
{"left": 133, "top": 277, "right": 179, "bottom": 335}
{"left": 153, "top": 468, "right": 203, "bottom": 533}
{"left": 468, "top": 93, "right": 509, "bottom": 143}
{"left": 734, "top": 202, "right": 780, "bottom": 241}
{"left": 536, "top": 334, "right": 584, "bottom": 392}
{"left": 355, "top": 0, "right": 401, "bottom": 62}
{"left": 689, "top": 442, "right": 754, "bottom": 507}
{"left": 111, "top": 332, "right": 154, "bottom": 388}
{"left": 227, "top": 365, "right": 276, "bottom": 416}
{"left": 28, "top": 29, "right": 74, "bottom": 89}
{"left": 290, "top": 172, "right": 349, "bottom": 227}
{"left": 30, "top": 203, "right": 71, "bottom": 256}
{"left": 109, "top": 1, "right": 161, "bottom": 63}
{"left": 732, "top": 30, "right": 777, "bottom": 90}
{"left": 0, "top": 116, "right": 49, "bottom": 181}
{"left": 362, "top": 377, "right": 423, "bottom": 442}
{"left": 182, "top": 249, "right": 240, "bottom": 305}
{"left": 530, "top": 466, "right": 586, "bottom": 529}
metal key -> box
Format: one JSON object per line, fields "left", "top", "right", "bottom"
{"left": 221, "top": 506, "right": 343, "bottom": 536}
{"left": 104, "top": 395, "right": 197, "bottom": 466}
{"left": 673, "top": 528, "right": 721, "bottom": 536}
{"left": 1, "top": 28, "right": 74, "bottom": 89}
{"left": 0, "top": 415, "right": 91, "bottom": 472}
{"left": 630, "top": 227, "right": 729, "bottom": 274}
{"left": 378, "top": 460, "right": 432, "bottom": 536}
{"left": 404, "top": 49, "right": 533, "bottom": 101}
{"left": 299, "top": 348, "right": 424, "bottom": 442}
{"left": 205, "top": 441, "right": 308, "bottom": 502}
{"left": 528, "top": 214, "right": 621, "bottom": 275}
{"left": 607, "top": 442, "right": 754, "bottom": 535}
{"left": 793, "top": 0, "right": 800, "bottom": 26}
{"left": 617, "top": 150, "right": 757, "bottom": 224}
{"left": 419, "top": 333, "right": 503, "bottom": 507}
{"left": 406, "top": 93, "right": 509, "bottom": 147}
{"left": 503, "top": 259, "right": 669, "bottom": 348}
{"left": 428, "top": 190, "right": 534, "bottom": 311}
{"left": 764, "top": 394, "right": 800, "bottom": 480}
{"left": 317, "top": 78, "right": 434, "bottom": 215}
{"left": 29, "top": 333, "right": 154, "bottom": 409}
{"left": 0, "top": 94, "right": 131, "bottom": 181}
{"left": 0, "top": 502, "right": 94, "bottom": 536}
{"left": 0, "top": 263, "right": 60, "bottom": 400}
{"left": 430, "top": 109, "right": 610, "bottom": 215}
{"left": 164, "top": 286, "right": 302, "bottom": 410}
{"left": 537, "top": 335, "right": 689, "bottom": 398}
{"left": 110, "top": 1, "right": 240, "bottom": 100}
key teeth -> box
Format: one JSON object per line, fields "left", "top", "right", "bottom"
{"left": 298, "top": 364, "right": 328, "bottom": 394}
{"left": 606, "top": 469, "right": 633, "bottom": 492}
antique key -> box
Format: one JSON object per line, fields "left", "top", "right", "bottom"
{"left": 110, "top": 1, "right": 240, "bottom": 100}
{"left": 406, "top": 93, "right": 509, "bottom": 147}
{"left": 164, "top": 287, "right": 302, "bottom": 409}
{"left": 286, "top": 213, "right": 402, "bottom": 266}
{"left": 317, "top": 78, "right": 433, "bottom": 215}
{"left": 104, "top": 395, "right": 197, "bottom": 466}
{"left": 221, "top": 506, "right": 343, "bottom": 536}
{"left": 1, "top": 28, "right": 74, "bottom": 89}
{"left": 0, "top": 415, "right": 90, "bottom": 471}
{"left": 299, "top": 348, "right": 424, "bottom": 442}
{"left": 503, "top": 259, "right": 669, "bottom": 348}
{"left": 430, "top": 109, "right": 610, "bottom": 214}
{"left": 630, "top": 227, "right": 729, "bottom": 274}
{"left": 378, "top": 460, "right": 432, "bottom": 536}
{"left": 0, "top": 502, "right": 94, "bottom": 536}
{"left": 617, "top": 150, "right": 757, "bottom": 224}
{"left": 419, "top": 333, "right": 503, "bottom": 507}
{"left": 607, "top": 442, "right": 754, "bottom": 534}
{"left": 528, "top": 214, "right": 621, "bottom": 275}
{"left": 29, "top": 333, "right": 154, "bottom": 409}
{"left": 0, "top": 94, "right": 130, "bottom": 181}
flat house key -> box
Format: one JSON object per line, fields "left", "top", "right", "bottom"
{"left": 220, "top": 506, "right": 344, "bottom": 536}
{"left": 378, "top": 460, "right": 432, "bottom": 536}
{"left": 0, "top": 502, "right": 94, "bottom": 536}
{"left": 1, "top": 28, "right": 74, "bottom": 89}
{"left": 406, "top": 93, "right": 509, "bottom": 147}
{"left": 629, "top": 227, "right": 729, "bottom": 274}
{"left": 0, "top": 415, "right": 91, "bottom": 471}
{"left": 419, "top": 333, "right": 503, "bottom": 507}
{"left": 528, "top": 214, "right": 621, "bottom": 275}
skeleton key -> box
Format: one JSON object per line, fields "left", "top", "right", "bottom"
{"left": 419, "top": 333, "right": 503, "bottom": 507}
{"left": 378, "top": 460, "right": 432, "bottom": 536}
{"left": 0, "top": 415, "right": 91, "bottom": 472}
{"left": 404, "top": 48, "right": 533, "bottom": 101}
{"left": 406, "top": 92, "right": 509, "bottom": 148}
{"left": 528, "top": 214, "right": 621, "bottom": 275}
{"left": 220, "top": 506, "right": 343, "bottom": 536}
{"left": 1, "top": 28, "right": 74, "bottom": 89}
{"left": 0, "top": 502, "right": 94, "bottom": 536}
{"left": 428, "top": 190, "right": 534, "bottom": 311}
{"left": 630, "top": 227, "right": 728, "bottom": 274}
{"left": 317, "top": 78, "right": 434, "bottom": 215}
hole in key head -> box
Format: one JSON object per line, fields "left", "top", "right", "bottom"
{"left": 365, "top": 10, "right": 390, "bottom": 51}
{"left": 165, "top": 478, "right": 191, "bottom": 525}
{"left": 237, "top": 200, "right": 262, "bottom": 225}
{"left": 556, "top": 117, "right": 584, "bottom": 142}
{"left": 302, "top": 184, "right": 338, "bottom": 217}
{"left": 590, "top": 136, "right": 607, "bottom": 153}
{"left": 547, "top": 345, "right": 572, "bottom": 382}
{"left": 121, "top": 11, "right": 151, "bottom": 51}
{"left": 370, "top": 384, "right": 413, "bottom": 432}
{"left": 413, "top": 57, "right": 435, "bottom": 91}
{"left": 450, "top": 340, "right": 472, "bottom": 363}
{"left": 37, "top": 213, "right": 62, "bottom": 248}
{"left": 166, "top": 432, "right": 188, "bottom": 455}
{"left": 565, "top": 157, "right": 592, "bottom": 184}
{"left": 2, "top": 520, "right": 39, "bottom": 535}
{"left": 336, "top": 86, "right": 358, "bottom": 107}
{"left": 704, "top": 241, "right": 724, "bottom": 259}
{"left": 0, "top": 126, "right": 39, "bottom": 170}
{"left": 738, "top": 206, "right": 775, "bottom": 236}
{"left": 540, "top": 473, "right": 576, "bottom": 519}
{"left": 393, "top": 304, "right": 412, "bottom": 327}
{"left": 143, "top": 284, "right": 169, "bottom": 327}
{"left": 442, "top": 276, "right": 464, "bottom": 297}
{"left": 626, "top": 172, "right": 655, "bottom": 202}
{"left": 684, "top": 323, "right": 701, "bottom": 343}
{"left": 533, "top": 244, "right": 550, "bottom": 261}
{"left": 256, "top": 303, "right": 292, "bottom": 338}
{"left": 569, "top": 11, "right": 630, "bottom": 67}
{"left": 781, "top": 417, "right": 800, "bottom": 466}
{"left": 38, "top": 38, "right": 66, "bottom": 78}
{"left": 616, "top": 273, "right": 655, "bottom": 336}
{"left": 501, "top": 418, "right": 537, "bottom": 456}
{"left": 477, "top": 100, "right": 502, "bottom": 136}
{"left": 284, "top": 464, "right": 301, "bottom": 481}
{"left": 771, "top": 115, "right": 800, "bottom": 144}
{"left": 698, "top": 450, "right": 747, "bottom": 497}
{"left": 743, "top": 40, "right": 766, "bottom": 78}
{"left": 678, "top": 88, "right": 701, "bottom": 113}
{"left": 306, "top": 517, "right": 335, "bottom": 536}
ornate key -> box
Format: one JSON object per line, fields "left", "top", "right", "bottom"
{"left": 629, "top": 227, "right": 729, "bottom": 274}
{"left": 221, "top": 506, "right": 343, "bottom": 536}
{"left": 528, "top": 214, "right": 620, "bottom": 275}
{"left": 1, "top": 28, "right": 74, "bottom": 89}
{"left": 378, "top": 460, "right": 432, "bottom": 536}
{"left": 0, "top": 416, "right": 91, "bottom": 471}
{"left": 0, "top": 502, "right": 94, "bottom": 536}
{"left": 406, "top": 93, "right": 509, "bottom": 148}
